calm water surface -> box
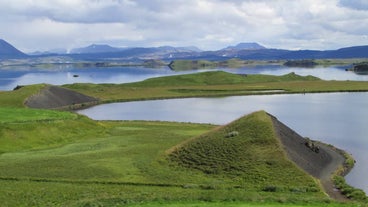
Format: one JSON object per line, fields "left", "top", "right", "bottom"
{"left": 1, "top": 65, "right": 368, "bottom": 91}
{"left": 78, "top": 92, "right": 368, "bottom": 193}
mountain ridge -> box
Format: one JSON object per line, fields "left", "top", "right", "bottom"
{"left": 2, "top": 38, "right": 368, "bottom": 60}
{"left": 70, "top": 44, "right": 123, "bottom": 54}
{"left": 0, "top": 39, "right": 27, "bottom": 59}
{"left": 222, "top": 42, "right": 266, "bottom": 50}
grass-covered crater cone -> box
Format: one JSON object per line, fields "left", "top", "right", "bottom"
{"left": 168, "top": 111, "right": 319, "bottom": 191}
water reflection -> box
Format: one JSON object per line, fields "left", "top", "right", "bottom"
{"left": 1, "top": 65, "right": 368, "bottom": 91}
{"left": 0, "top": 67, "right": 177, "bottom": 91}
{"left": 78, "top": 92, "right": 368, "bottom": 193}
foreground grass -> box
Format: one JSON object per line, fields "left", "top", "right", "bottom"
{"left": 125, "top": 201, "right": 362, "bottom": 207}
{"left": 0, "top": 112, "right": 355, "bottom": 206}
{"left": 0, "top": 107, "right": 77, "bottom": 123}
{"left": 1, "top": 179, "right": 359, "bottom": 207}
{"left": 0, "top": 114, "right": 106, "bottom": 153}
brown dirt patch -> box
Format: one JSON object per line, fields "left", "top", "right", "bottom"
{"left": 25, "top": 85, "right": 99, "bottom": 109}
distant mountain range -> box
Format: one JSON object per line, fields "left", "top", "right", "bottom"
{"left": 71, "top": 44, "right": 123, "bottom": 54}
{"left": 1, "top": 38, "right": 368, "bottom": 61}
{"left": 222, "top": 42, "right": 266, "bottom": 50}
{"left": 0, "top": 39, "right": 27, "bottom": 59}
{"left": 73, "top": 44, "right": 203, "bottom": 54}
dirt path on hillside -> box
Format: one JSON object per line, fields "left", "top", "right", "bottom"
{"left": 269, "top": 114, "right": 348, "bottom": 201}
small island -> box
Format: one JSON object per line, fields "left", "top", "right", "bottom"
{"left": 348, "top": 62, "right": 368, "bottom": 75}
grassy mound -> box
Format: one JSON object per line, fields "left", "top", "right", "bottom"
{"left": 0, "top": 114, "right": 107, "bottom": 153}
{"left": 129, "top": 71, "right": 320, "bottom": 87}
{"left": 168, "top": 111, "right": 318, "bottom": 191}
{"left": 0, "top": 84, "right": 46, "bottom": 108}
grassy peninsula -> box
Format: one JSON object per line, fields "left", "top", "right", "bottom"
{"left": 0, "top": 71, "right": 367, "bottom": 206}
{"left": 63, "top": 71, "right": 368, "bottom": 105}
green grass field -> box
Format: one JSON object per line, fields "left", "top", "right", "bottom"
{"left": 0, "top": 107, "right": 77, "bottom": 123}
{"left": 64, "top": 71, "right": 368, "bottom": 103}
{"left": 0, "top": 110, "right": 364, "bottom": 206}
{"left": 0, "top": 71, "right": 367, "bottom": 206}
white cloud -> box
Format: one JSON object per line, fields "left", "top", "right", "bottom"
{"left": 1, "top": 0, "right": 368, "bottom": 52}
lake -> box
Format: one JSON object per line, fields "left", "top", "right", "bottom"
{"left": 77, "top": 92, "right": 368, "bottom": 193}
{"left": 1, "top": 65, "right": 368, "bottom": 91}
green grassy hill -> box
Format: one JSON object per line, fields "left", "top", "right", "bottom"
{"left": 168, "top": 111, "right": 318, "bottom": 191}
{"left": 0, "top": 84, "right": 45, "bottom": 108}
{"left": 128, "top": 71, "right": 320, "bottom": 87}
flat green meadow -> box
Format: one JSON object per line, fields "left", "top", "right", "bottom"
{"left": 0, "top": 107, "right": 77, "bottom": 123}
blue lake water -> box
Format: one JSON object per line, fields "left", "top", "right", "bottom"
{"left": 1, "top": 65, "right": 368, "bottom": 91}
{"left": 77, "top": 92, "right": 368, "bottom": 193}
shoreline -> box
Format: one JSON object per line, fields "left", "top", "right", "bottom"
{"left": 270, "top": 114, "right": 360, "bottom": 201}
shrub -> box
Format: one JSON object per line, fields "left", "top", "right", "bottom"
{"left": 333, "top": 175, "right": 367, "bottom": 201}
{"left": 262, "top": 185, "right": 278, "bottom": 192}
{"left": 225, "top": 131, "right": 239, "bottom": 138}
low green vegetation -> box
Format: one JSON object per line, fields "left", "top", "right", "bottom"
{"left": 314, "top": 58, "right": 368, "bottom": 66}
{"left": 169, "top": 60, "right": 217, "bottom": 70}
{"left": 0, "top": 107, "right": 77, "bottom": 123}
{"left": 333, "top": 176, "right": 367, "bottom": 201}
{"left": 0, "top": 108, "right": 358, "bottom": 206}
{"left": 347, "top": 62, "right": 368, "bottom": 75}
{"left": 64, "top": 71, "right": 368, "bottom": 103}
{"left": 332, "top": 151, "right": 367, "bottom": 202}
{"left": 130, "top": 71, "right": 320, "bottom": 87}
{"left": 0, "top": 114, "right": 106, "bottom": 153}
{"left": 124, "top": 201, "right": 360, "bottom": 207}
{"left": 0, "top": 71, "right": 367, "bottom": 206}
{"left": 0, "top": 84, "right": 45, "bottom": 108}
{"left": 169, "top": 111, "right": 319, "bottom": 191}
{"left": 284, "top": 60, "right": 318, "bottom": 67}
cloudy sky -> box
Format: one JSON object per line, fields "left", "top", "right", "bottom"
{"left": 1, "top": 0, "right": 368, "bottom": 52}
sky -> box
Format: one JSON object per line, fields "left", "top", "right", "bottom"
{"left": 1, "top": 0, "right": 368, "bottom": 52}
